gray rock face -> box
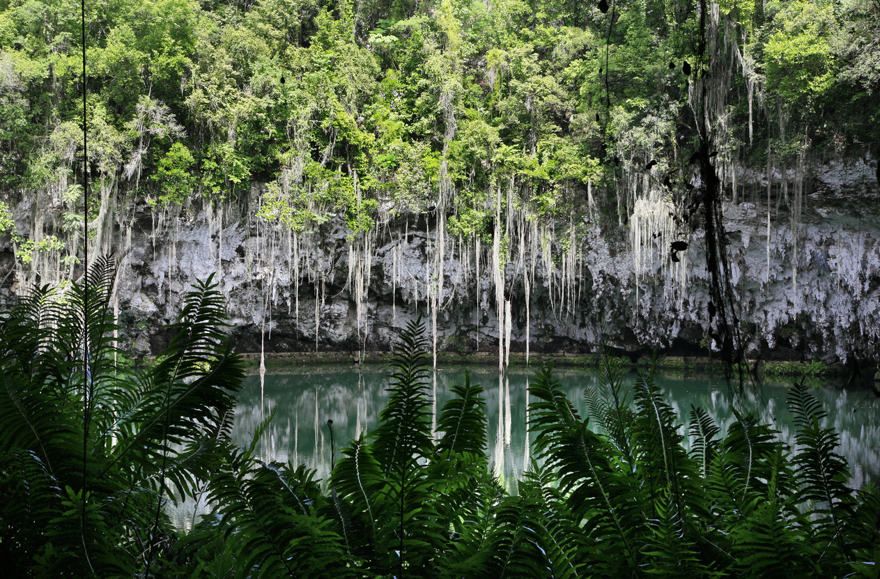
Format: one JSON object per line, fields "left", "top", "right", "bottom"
{"left": 3, "top": 158, "right": 880, "bottom": 364}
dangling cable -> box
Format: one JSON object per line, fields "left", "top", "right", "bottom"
{"left": 603, "top": 0, "right": 615, "bottom": 119}
{"left": 79, "top": 0, "right": 95, "bottom": 573}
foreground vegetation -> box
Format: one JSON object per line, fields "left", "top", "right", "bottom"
{"left": 2, "top": 263, "right": 879, "bottom": 576}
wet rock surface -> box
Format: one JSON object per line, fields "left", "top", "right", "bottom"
{"left": 3, "top": 159, "right": 879, "bottom": 365}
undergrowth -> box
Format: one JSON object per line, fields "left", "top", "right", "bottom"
{"left": 2, "top": 265, "right": 878, "bottom": 576}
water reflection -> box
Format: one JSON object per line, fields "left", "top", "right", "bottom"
{"left": 233, "top": 365, "right": 880, "bottom": 492}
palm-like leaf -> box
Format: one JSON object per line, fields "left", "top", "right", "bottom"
{"left": 436, "top": 372, "right": 487, "bottom": 457}
{"left": 787, "top": 383, "right": 854, "bottom": 561}
{"left": 529, "top": 365, "right": 642, "bottom": 574}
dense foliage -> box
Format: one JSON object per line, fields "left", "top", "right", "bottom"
{"left": 2, "top": 265, "right": 878, "bottom": 575}
{"left": 1, "top": 0, "right": 878, "bottom": 259}
{"left": 0, "top": 258, "right": 245, "bottom": 573}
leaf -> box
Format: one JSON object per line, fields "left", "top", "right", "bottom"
{"left": 436, "top": 372, "right": 487, "bottom": 457}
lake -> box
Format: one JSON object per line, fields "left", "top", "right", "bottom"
{"left": 170, "top": 364, "right": 880, "bottom": 529}
{"left": 238, "top": 365, "right": 880, "bottom": 485}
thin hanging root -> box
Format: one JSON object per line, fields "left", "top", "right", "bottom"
{"left": 630, "top": 188, "right": 688, "bottom": 307}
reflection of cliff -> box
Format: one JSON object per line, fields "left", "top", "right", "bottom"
{"left": 233, "top": 367, "right": 533, "bottom": 488}
{"left": 232, "top": 366, "right": 880, "bottom": 493}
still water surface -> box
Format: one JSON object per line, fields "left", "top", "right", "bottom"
{"left": 238, "top": 365, "right": 879, "bottom": 486}
{"left": 172, "top": 364, "right": 880, "bottom": 528}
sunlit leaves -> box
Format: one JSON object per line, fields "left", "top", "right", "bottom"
{"left": 151, "top": 142, "right": 196, "bottom": 206}
{"left": 764, "top": 0, "right": 836, "bottom": 109}
{"left": 0, "top": 200, "right": 13, "bottom": 234}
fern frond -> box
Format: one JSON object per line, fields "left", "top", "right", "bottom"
{"left": 632, "top": 373, "right": 699, "bottom": 528}
{"left": 331, "top": 436, "right": 383, "bottom": 557}
{"left": 529, "top": 365, "right": 642, "bottom": 574}
{"left": 641, "top": 489, "right": 705, "bottom": 576}
{"left": 485, "top": 467, "right": 587, "bottom": 578}
{"left": 436, "top": 372, "right": 487, "bottom": 457}
{"left": 787, "top": 383, "right": 854, "bottom": 562}
{"left": 105, "top": 276, "right": 244, "bottom": 484}
{"left": 586, "top": 355, "right": 637, "bottom": 471}
{"left": 373, "top": 317, "right": 433, "bottom": 473}
{"left": 719, "top": 410, "right": 783, "bottom": 506}
{"left": 689, "top": 405, "right": 720, "bottom": 479}
{"left": 204, "top": 442, "right": 351, "bottom": 577}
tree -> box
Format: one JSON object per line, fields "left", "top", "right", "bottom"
{"left": 151, "top": 142, "right": 196, "bottom": 206}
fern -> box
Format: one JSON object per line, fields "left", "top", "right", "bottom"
{"left": 199, "top": 441, "right": 350, "bottom": 577}
{"left": 688, "top": 406, "right": 719, "bottom": 479}
{"left": 104, "top": 275, "right": 244, "bottom": 491}
{"left": 632, "top": 374, "right": 693, "bottom": 502}
{"left": 586, "top": 355, "right": 637, "bottom": 472}
{"left": 529, "top": 365, "right": 642, "bottom": 574}
{"left": 845, "top": 484, "right": 880, "bottom": 577}
{"left": 787, "top": 383, "right": 854, "bottom": 563}
{"left": 0, "top": 260, "right": 246, "bottom": 575}
{"left": 718, "top": 410, "right": 783, "bottom": 507}
{"left": 3, "top": 287, "right": 877, "bottom": 577}
{"left": 729, "top": 451, "right": 817, "bottom": 578}
{"left": 333, "top": 317, "right": 443, "bottom": 575}
{"left": 483, "top": 467, "right": 584, "bottom": 578}
{"left": 435, "top": 372, "right": 487, "bottom": 457}
{"left": 331, "top": 436, "right": 384, "bottom": 560}
{"left": 641, "top": 489, "right": 705, "bottom": 576}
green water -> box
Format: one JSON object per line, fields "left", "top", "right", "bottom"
{"left": 170, "top": 364, "right": 880, "bottom": 528}
{"left": 234, "top": 364, "right": 880, "bottom": 492}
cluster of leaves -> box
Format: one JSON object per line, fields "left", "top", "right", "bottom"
{"left": 3, "top": 0, "right": 877, "bottom": 252}
{"left": 12, "top": 235, "right": 65, "bottom": 265}
{"left": 3, "top": 265, "right": 878, "bottom": 575}
{"left": 0, "top": 200, "right": 13, "bottom": 234}
{"left": 0, "top": 258, "right": 245, "bottom": 574}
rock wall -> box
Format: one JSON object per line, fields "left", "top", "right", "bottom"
{"left": 3, "top": 158, "right": 879, "bottom": 364}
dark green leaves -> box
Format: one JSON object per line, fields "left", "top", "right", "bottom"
{"left": 4, "top": 309, "right": 877, "bottom": 577}
{"left": 0, "top": 260, "right": 245, "bottom": 575}
{"left": 436, "top": 372, "right": 487, "bottom": 457}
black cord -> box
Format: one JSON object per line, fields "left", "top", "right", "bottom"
{"left": 79, "top": 0, "right": 94, "bottom": 573}
{"left": 603, "top": 1, "right": 615, "bottom": 118}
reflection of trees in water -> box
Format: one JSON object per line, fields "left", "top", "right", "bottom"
{"left": 233, "top": 367, "right": 880, "bottom": 492}
{"left": 168, "top": 368, "right": 878, "bottom": 529}
{"left": 235, "top": 370, "right": 392, "bottom": 479}
{"left": 657, "top": 378, "right": 880, "bottom": 489}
